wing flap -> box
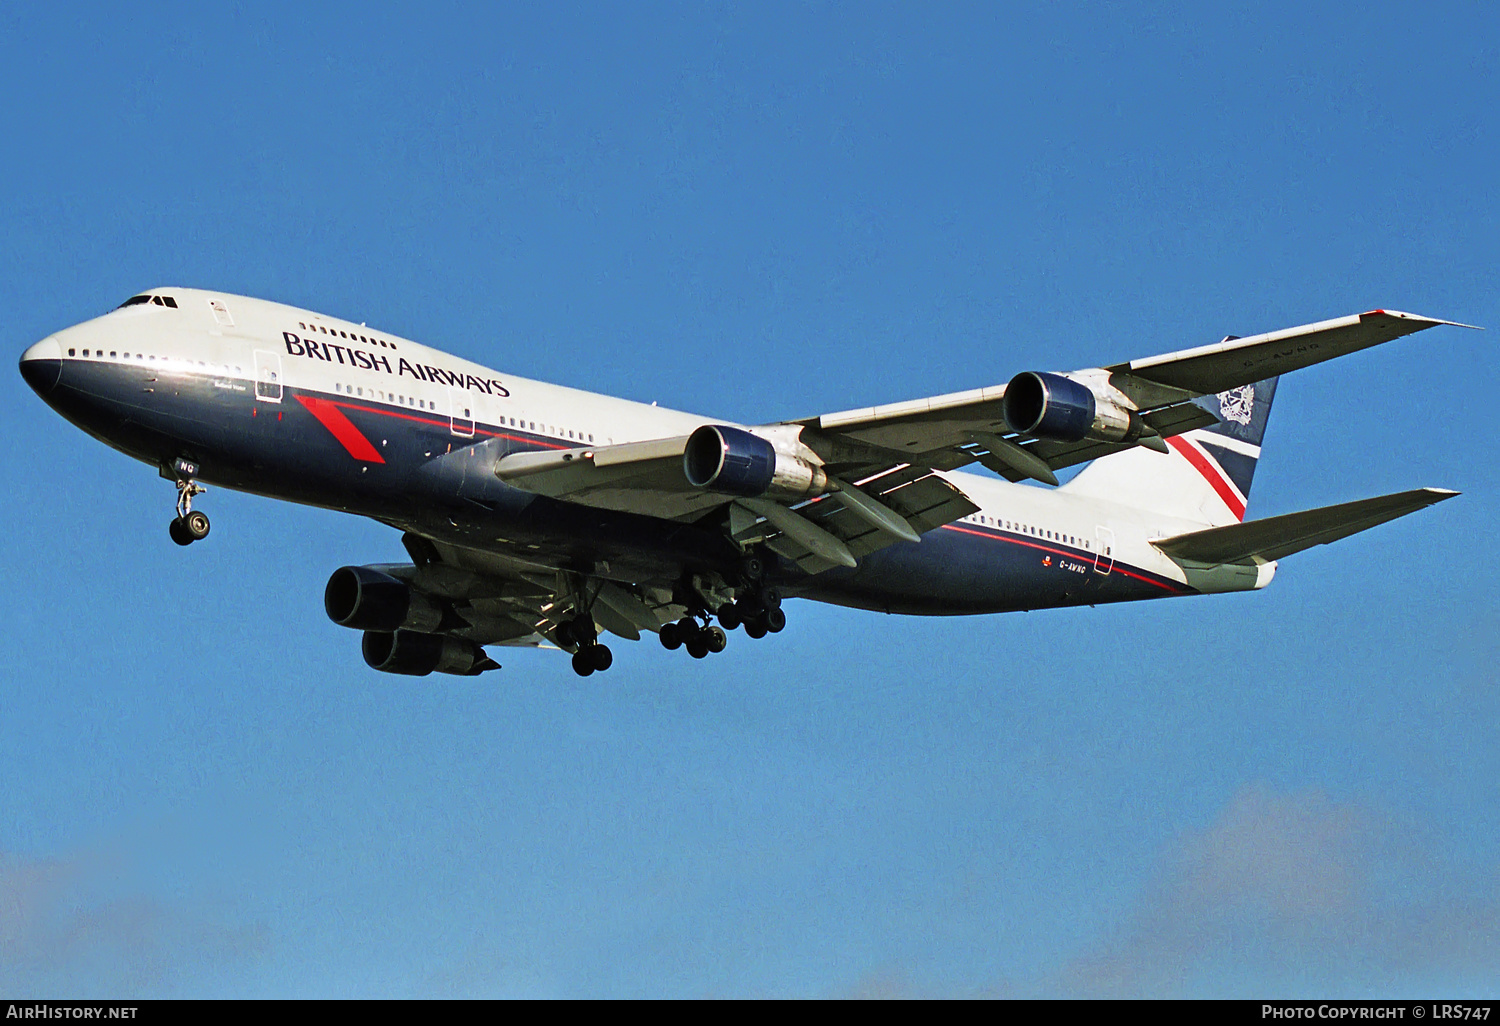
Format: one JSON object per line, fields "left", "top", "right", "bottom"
{"left": 801, "top": 465, "right": 979, "bottom": 558}
{"left": 987, "top": 402, "right": 1220, "bottom": 481}
{"left": 1153, "top": 487, "right": 1458, "bottom": 565}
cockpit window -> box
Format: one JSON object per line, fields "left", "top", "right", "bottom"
{"left": 117, "top": 294, "right": 179, "bottom": 309}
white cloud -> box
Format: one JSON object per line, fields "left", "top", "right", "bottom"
{"left": 0, "top": 849, "right": 267, "bottom": 995}
{"left": 1048, "top": 786, "right": 1500, "bottom": 997}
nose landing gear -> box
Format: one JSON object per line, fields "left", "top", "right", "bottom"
{"left": 168, "top": 477, "right": 210, "bottom": 546}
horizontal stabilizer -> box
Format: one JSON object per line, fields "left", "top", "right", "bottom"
{"left": 1153, "top": 487, "right": 1458, "bottom": 565}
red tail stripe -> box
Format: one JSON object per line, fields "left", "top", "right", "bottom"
{"left": 1166, "top": 435, "right": 1245, "bottom": 521}
{"left": 296, "top": 395, "right": 386, "bottom": 463}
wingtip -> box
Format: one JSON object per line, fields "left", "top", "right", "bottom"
{"left": 1361, "top": 309, "right": 1483, "bottom": 330}
{"left": 1422, "top": 487, "right": 1461, "bottom": 499}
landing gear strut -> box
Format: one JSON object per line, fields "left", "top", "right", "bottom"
{"left": 169, "top": 477, "right": 210, "bottom": 546}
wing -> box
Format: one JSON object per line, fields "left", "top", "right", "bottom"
{"left": 495, "top": 436, "right": 979, "bottom": 573}
{"left": 385, "top": 533, "right": 687, "bottom": 647}
{"left": 492, "top": 309, "right": 1470, "bottom": 572}
{"left": 1112, "top": 309, "right": 1477, "bottom": 394}
{"left": 789, "top": 309, "right": 1474, "bottom": 483}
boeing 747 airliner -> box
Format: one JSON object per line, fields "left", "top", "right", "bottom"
{"left": 19, "top": 290, "right": 1468, "bottom": 676}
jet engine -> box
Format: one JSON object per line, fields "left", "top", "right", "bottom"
{"left": 324, "top": 565, "right": 447, "bottom": 633}
{"left": 1002, "top": 371, "right": 1153, "bottom": 445}
{"left": 361, "top": 629, "right": 496, "bottom": 676}
{"left": 683, "top": 425, "right": 829, "bottom": 499}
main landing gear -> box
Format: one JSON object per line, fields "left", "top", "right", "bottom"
{"left": 562, "top": 615, "right": 614, "bottom": 677}
{"left": 658, "top": 615, "right": 728, "bottom": 659}
{"left": 715, "top": 588, "right": 786, "bottom": 639}
{"left": 658, "top": 586, "right": 784, "bottom": 658}
{"left": 168, "top": 477, "right": 210, "bottom": 546}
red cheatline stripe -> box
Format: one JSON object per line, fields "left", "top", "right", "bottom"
{"left": 1166, "top": 435, "right": 1245, "bottom": 520}
{"left": 296, "top": 395, "right": 386, "bottom": 463}
{"left": 941, "top": 524, "right": 1181, "bottom": 593}
{"left": 318, "top": 396, "right": 573, "bottom": 450}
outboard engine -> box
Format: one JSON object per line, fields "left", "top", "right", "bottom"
{"left": 683, "top": 425, "right": 829, "bottom": 499}
{"left": 1002, "top": 371, "right": 1153, "bottom": 445}
{"left": 324, "top": 566, "right": 448, "bottom": 633}
{"left": 361, "top": 629, "right": 496, "bottom": 676}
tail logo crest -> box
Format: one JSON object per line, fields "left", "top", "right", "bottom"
{"left": 1216, "top": 384, "right": 1255, "bottom": 425}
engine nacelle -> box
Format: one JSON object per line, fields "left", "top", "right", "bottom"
{"left": 324, "top": 566, "right": 445, "bottom": 633}
{"left": 683, "top": 425, "right": 829, "bottom": 499}
{"left": 1002, "top": 371, "right": 1150, "bottom": 445}
{"left": 361, "top": 629, "right": 494, "bottom": 676}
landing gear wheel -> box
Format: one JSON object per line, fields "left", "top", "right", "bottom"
{"left": 589, "top": 643, "right": 613, "bottom": 672}
{"left": 685, "top": 634, "right": 710, "bottom": 659}
{"left": 170, "top": 473, "right": 209, "bottom": 546}
{"left": 705, "top": 626, "right": 727, "bottom": 653}
{"left": 717, "top": 603, "right": 741, "bottom": 631}
{"left": 765, "top": 607, "right": 786, "bottom": 633}
{"left": 571, "top": 650, "right": 596, "bottom": 677}
{"left": 659, "top": 622, "right": 682, "bottom": 650}
{"left": 741, "top": 554, "right": 766, "bottom": 582}
{"left": 183, "top": 510, "right": 211, "bottom": 541}
{"left": 758, "top": 587, "right": 781, "bottom": 610}
{"left": 744, "top": 620, "right": 767, "bottom": 640}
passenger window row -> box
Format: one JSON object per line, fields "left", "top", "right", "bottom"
{"left": 299, "top": 321, "right": 398, "bottom": 352}
{"left": 961, "top": 512, "right": 1093, "bottom": 549}
{"left": 330, "top": 383, "right": 598, "bottom": 443}
{"left": 334, "top": 382, "right": 436, "bottom": 410}
{"left": 500, "top": 416, "right": 595, "bottom": 443}
{"left": 70, "top": 347, "right": 243, "bottom": 376}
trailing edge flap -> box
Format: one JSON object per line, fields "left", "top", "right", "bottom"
{"left": 1153, "top": 487, "right": 1458, "bottom": 566}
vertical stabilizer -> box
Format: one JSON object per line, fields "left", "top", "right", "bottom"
{"left": 1062, "top": 375, "right": 1278, "bottom": 527}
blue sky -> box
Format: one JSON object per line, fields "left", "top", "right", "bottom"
{"left": 2, "top": 2, "right": 1496, "bottom": 997}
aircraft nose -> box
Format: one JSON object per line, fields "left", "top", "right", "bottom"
{"left": 19, "top": 336, "right": 63, "bottom": 395}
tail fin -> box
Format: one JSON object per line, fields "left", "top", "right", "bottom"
{"left": 1062, "top": 374, "right": 1279, "bottom": 527}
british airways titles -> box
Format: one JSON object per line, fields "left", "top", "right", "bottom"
{"left": 282, "top": 331, "right": 511, "bottom": 398}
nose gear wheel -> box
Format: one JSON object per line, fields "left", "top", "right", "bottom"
{"left": 169, "top": 478, "right": 210, "bottom": 546}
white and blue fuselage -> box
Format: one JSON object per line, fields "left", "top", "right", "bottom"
{"left": 22, "top": 288, "right": 1228, "bottom": 625}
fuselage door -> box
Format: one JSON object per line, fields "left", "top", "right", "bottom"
{"left": 1093, "top": 525, "right": 1115, "bottom": 575}
{"left": 254, "top": 350, "right": 283, "bottom": 403}
{"left": 449, "top": 388, "right": 475, "bottom": 438}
